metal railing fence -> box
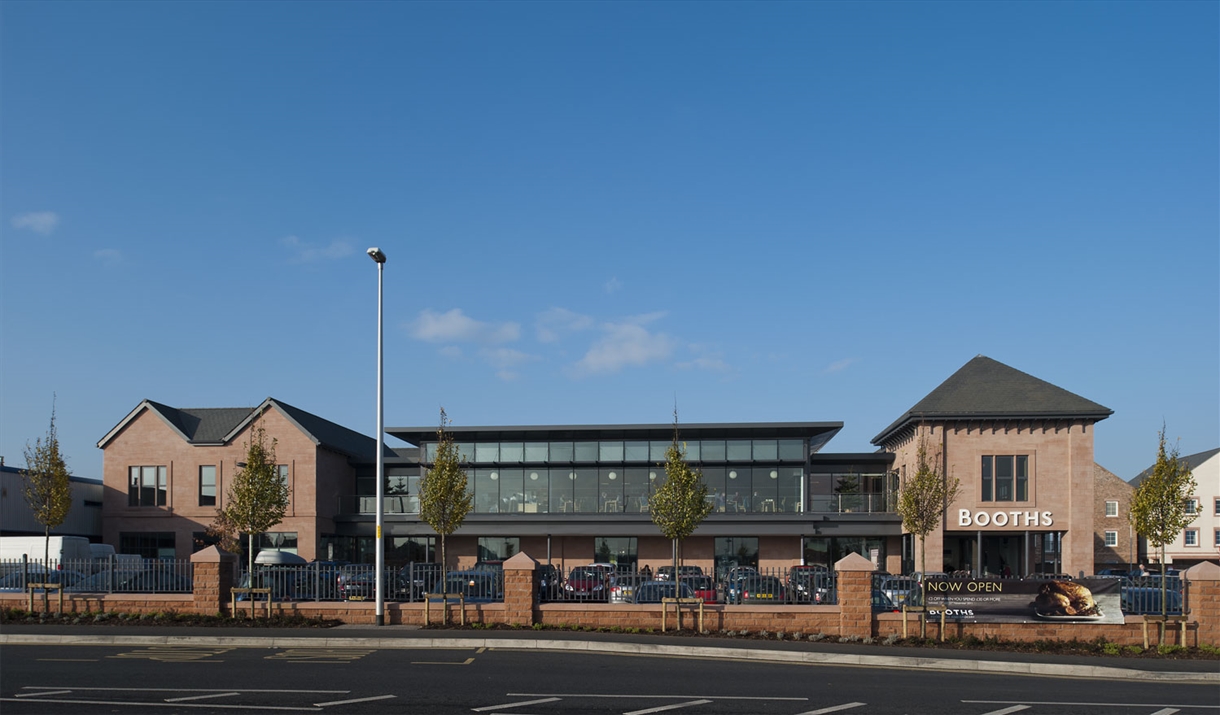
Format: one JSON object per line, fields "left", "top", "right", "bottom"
{"left": 1, "top": 556, "right": 193, "bottom": 594}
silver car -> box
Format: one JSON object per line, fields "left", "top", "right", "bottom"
{"left": 609, "top": 574, "right": 642, "bottom": 603}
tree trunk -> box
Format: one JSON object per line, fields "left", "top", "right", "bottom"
{"left": 1159, "top": 544, "right": 1168, "bottom": 644}
{"left": 919, "top": 533, "right": 927, "bottom": 639}
{"left": 43, "top": 525, "right": 51, "bottom": 611}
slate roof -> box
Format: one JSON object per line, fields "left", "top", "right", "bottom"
{"left": 98, "top": 398, "right": 379, "bottom": 462}
{"left": 872, "top": 356, "right": 1113, "bottom": 446}
{"left": 1129, "top": 447, "right": 1220, "bottom": 487}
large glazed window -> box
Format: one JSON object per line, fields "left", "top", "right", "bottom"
{"left": 714, "top": 537, "right": 759, "bottom": 580}
{"left": 981, "top": 455, "right": 1029, "bottom": 502}
{"left": 199, "top": 465, "right": 216, "bottom": 507}
{"left": 128, "top": 466, "right": 167, "bottom": 507}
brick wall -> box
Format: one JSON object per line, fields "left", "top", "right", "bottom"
{"left": 1093, "top": 463, "right": 1136, "bottom": 570}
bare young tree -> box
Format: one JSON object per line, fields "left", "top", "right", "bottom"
{"left": 418, "top": 408, "right": 472, "bottom": 575}
{"left": 1129, "top": 425, "right": 1197, "bottom": 628}
{"left": 895, "top": 427, "right": 961, "bottom": 636}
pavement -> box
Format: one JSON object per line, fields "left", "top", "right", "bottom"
{"left": 1, "top": 624, "right": 1217, "bottom": 684}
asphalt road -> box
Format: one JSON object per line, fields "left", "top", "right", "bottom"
{"left": 1, "top": 643, "right": 1217, "bottom": 715}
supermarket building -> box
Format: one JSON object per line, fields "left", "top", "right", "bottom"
{"left": 99, "top": 356, "right": 1111, "bottom": 578}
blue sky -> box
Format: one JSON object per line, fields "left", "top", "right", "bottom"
{"left": 2, "top": 1, "right": 1216, "bottom": 483}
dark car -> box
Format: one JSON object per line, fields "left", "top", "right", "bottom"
{"left": 655, "top": 565, "right": 703, "bottom": 581}
{"left": 609, "top": 574, "right": 643, "bottom": 603}
{"left": 538, "top": 564, "right": 562, "bottom": 602}
{"left": 401, "top": 562, "right": 443, "bottom": 600}
{"left": 443, "top": 570, "right": 503, "bottom": 602}
{"left": 564, "top": 567, "right": 609, "bottom": 601}
{"left": 634, "top": 580, "right": 694, "bottom": 604}
{"left": 737, "top": 575, "right": 786, "bottom": 603}
{"left": 1121, "top": 575, "right": 1184, "bottom": 615}
{"left": 293, "top": 561, "right": 343, "bottom": 601}
{"left": 337, "top": 567, "right": 404, "bottom": 602}
{"left": 786, "top": 566, "right": 828, "bottom": 603}
{"left": 872, "top": 589, "right": 900, "bottom": 613}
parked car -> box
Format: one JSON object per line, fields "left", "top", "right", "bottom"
{"left": 400, "top": 562, "right": 443, "bottom": 599}
{"left": 337, "top": 566, "right": 404, "bottom": 601}
{"left": 609, "top": 573, "right": 642, "bottom": 603}
{"left": 564, "top": 566, "right": 609, "bottom": 601}
{"left": 634, "top": 580, "right": 694, "bottom": 604}
{"left": 680, "top": 575, "right": 718, "bottom": 603}
{"left": 786, "top": 566, "right": 828, "bottom": 603}
{"left": 1121, "top": 575, "right": 1184, "bottom": 615}
{"left": 736, "top": 575, "right": 787, "bottom": 603}
{"left": 0, "top": 569, "right": 87, "bottom": 591}
{"left": 293, "top": 561, "right": 343, "bottom": 600}
{"left": 538, "top": 564, "right": 562, "bottom": 602}
{"left": 68, "top": 568, "right": 192, "bottom": 594}
{"left": 655, "top": 565, "right": 703, "bottom": 581}
{"left": 872, "top": 589, "right": 900, "bottom": 613}
{"left": 877, "top": 576, "right": 916, "bottom": 607}
{"left": 473, "top": 560, "right": 504, "bottom": 573}
{"left": 443, "top": 570, "right": 503, "bottom": 602}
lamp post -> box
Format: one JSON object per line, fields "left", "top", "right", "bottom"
{"left": 367, "top": 247, "right": 386, "bottom": 626}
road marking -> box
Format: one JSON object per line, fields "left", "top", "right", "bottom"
{"left": 477, "top": 647, "right": 487, "bottom": 653}
{"left": 977, "top": 707, "right": 1029, "bottom": 715}
{"left": 1149, "top": 710, "right": 1181, "bottom": 715}
{"left": 109, "top": 647, "right": 232, "bottom": 662}
{"left": 266, "top": 649, "right": 374, "bottom": 663}
{"left": 797, "top": 703, "right": 866, "bottom": 715}
{"left": 412, "top": 657, "right": 475, "bottom": 665}
{"left": 15, "top": 690, "right": 73, "bottom": 698}
{"left": 0, "top": 697, "right": 320, "bottom": 711}
{"left": 166, "top": 692, "right": 241, "bottom": 702}
{"left": 624, "top": 700, "right": 713, "bottom": 715}
{"left": 473, "top": 697, "right": 562, "bottom": 711}
{"left": 966, "top": 702, "right": 1219, "bottom": 710}
{"left": 509, "top": 693, "right": 807, "bottom": 701}
{"left": 19, "top": 687, "right": 347, "bottom": 694}
{"left": 314, "top": 694, "right": 397, "bottom": 707}
{"left": 36, "top": 659, "right": 97, "bottom": 662}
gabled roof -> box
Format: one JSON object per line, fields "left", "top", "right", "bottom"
{"left": 98, "top": 398, "right": 378, "bottom": 461}
{"left": 1129, "top": 447, "right": 1220, "bottom": 487}
{"left": 872, "top": 356, "right": 1113, "bottom": 446}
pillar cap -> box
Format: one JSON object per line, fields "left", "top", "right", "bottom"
{"left": 503, "top": 552, "right": 539, "bottom": 570}
{"left": 834, "top": 552, "right": 876, "bottom": 572}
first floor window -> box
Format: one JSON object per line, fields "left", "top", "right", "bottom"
{"left": 1184, "top": 498, "right": 1198, "bottom": 515}
{"left": 192, "top": 531, "right": 221, "bottom": 552}
{"left": 256, "top": 532, "right": 298, "bottom": 556}
{"left": 594, "top": 537, "right": 637, "bottom": 571}
{"left": 389, "top": 536, "right": 435, "bottom": 563}
{"left": 199, "top": 465, "right": 217, "bottom": 507}
{"left": 981, "top": 455, "right": 1029, "bottom": 502}
{"left": 1183, "top": 529, "right": 1198, "bottom": 547}
{"left": 1104, "top": 531, "right": 1118, "bottom": 547}
{"left": 1214, "top": 529, "right": 1220, "bottom": 547}
{"left": 1105, "top": 500, "right": 1118, "bottom": 517}
{"left": 277, "top": 464, "right": 290, "bottom": 487}
{"left": 716, "top": 537, "right": 759, "bottom": 580}
{"left": 128, "top": 466, "right": 167, "bottom": 507}
{"left": 1215, "top": 497, "right": 1220, "bottom": 516}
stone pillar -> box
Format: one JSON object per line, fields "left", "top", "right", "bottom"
{"left": 503, "top": 551, "right": 539, "bottom": 627}
{"left": 191, "top": 546, "right": 237, "bottom": 616}
{"left": 836, "top": 552, "right": 876, "bottom": 640}
{"left": 1185, "top": 561, "right": 1220, "bottom": 647}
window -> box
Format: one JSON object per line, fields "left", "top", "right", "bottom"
{"left": 1185, "top": 498, "right": 1198, "bottom": 515}
{"left": 199, "top": 465, "right": 217, "bottom": 507}
{"left": 1215, "top": 498, "right": 1220, "bottom": 516}
{"left": 981, "top": 455, "right": 1029, "bottom": 502}
{"left": 1104, "top": 531, "right": 1118, "bottom": 547}
{"left": 1183, "top": 529, "right": 1198, "bottom": 547}
{"left": 1105, "top": 500, "right": 1118, "bottom": 518}
{"left": 1214, "top": 529, "right": 1220, "bottom": 547}
{"left": 594, "top": 537, "right": 637, "bottom": 571}
{"left": 128, "top": 466, "right": 167, "bottom": 507}
{"left": 477, "top": 537, "right": 518, "bottom": 562}
{"left": 277, "top": 464, "right": 289, "bottom": 487}
{"left": 120, "top": 532, "right": 175, "bottom": 559}
{"left": 257, "top": 532, "right": 298, "bottom": 556}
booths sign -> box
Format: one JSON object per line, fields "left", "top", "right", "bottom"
{"left": 958, "top": 509, "right": 1053, "bottom": 527}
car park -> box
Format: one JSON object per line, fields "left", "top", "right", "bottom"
{"left": 443, "top": 570, "right": 503, "bottom": 602}
{"left": 0, "top": 569, "right": 87, "bottom": 591}
{"left": 877, "top": 576, "right": 916, "bottom": 607}
{"left": 736, "top": 574, "right": 787, "bottom": 603}
{"left": 680, "top": 575, "right": 717, "bottom": 603}
{"left": 609, "top": 573, "right": 642, "bottom": 603}
{"left": 400, "top": 562, "right": 443, "bottom": 599}
{"left": 68, "top": 568, "right": 192, "bottom": 594}
{"left": 564, "top": 566, "right": 609, "bottom": 601}
{"left": 337, "top": 566, "right": 405, "bottom": 601}
{"left": 786, "top": 565, "right": 827, "bottom": 603}
{"left": 655, "top": 565, "right": 703, "bottom": 581}
{"left": 538, "top": 564, "right": 562, "bottom": 602}
{"left": 633, "top": 580, "right": 694, "bottom": 603}
{"left": 872, "top": 589, "right": 900, "bottom": 612}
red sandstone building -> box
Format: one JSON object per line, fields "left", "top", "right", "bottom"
{"left": 98, "top": 356, "right": 1121, "bottom": 578}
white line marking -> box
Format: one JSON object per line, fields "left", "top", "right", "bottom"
{"left": 314, "top": 694, "right": 397, "bottom": 707}
{"left": 1149, "top": 711, "right": 1180, "bottom": 715}
{"left": 978, "top": 707, "right": 1030, "bottom": 715}
{"left": 15, "top": 690, "right": 73, "bottom": 698}
{"left": 624, "top": 699, "right": 712, "bottom": 715}
{"left": 166, "top": 692, "right": 241, "bottom": 702}
{"left": 0, "top": 698, "right": 320, "bottom": 711}
{"left": 965, "top": 702, "right": 1219, "bottom": 710}
{"left": 20, "top": 687, "right": 346, "bottom": 694}
{"left": 796, "top": 703, "right": 866, "bottom": 715}
{"left": 473, "top": 698, "right": 561, "bottom": 712}
{"left": 508, "top": 693, "right": 807, "bottom": 701}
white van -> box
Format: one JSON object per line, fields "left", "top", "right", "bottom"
{"left": 0, "top": 536, "right": 93, "bottom": 568}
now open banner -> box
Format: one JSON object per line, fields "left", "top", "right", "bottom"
{"left": 917, "top": 577, "right": 1123, "bottom": 624}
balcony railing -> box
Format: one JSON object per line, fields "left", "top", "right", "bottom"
{"left": 339, "top": 495, "right": 418, "bottom": 515}
{"left": 338, "top": 492, "right": 895, "bottom": 516}
{"left": 806, "top": 493, "right": 895, "bottom": 514}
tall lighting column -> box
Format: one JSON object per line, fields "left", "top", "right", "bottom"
{"left": 366, "top": 247, "right": 387, "bottom": 626}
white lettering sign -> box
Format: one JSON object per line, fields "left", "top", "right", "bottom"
{"left": 958, "top": 509, "right": 1054, "bottom": 527}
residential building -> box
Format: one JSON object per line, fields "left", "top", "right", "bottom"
{"left": 1130, "top": 447, "right": 1220, "bottom": 570}
{"left": 1093, "top": 463, "right": 1136, "bottom": 572}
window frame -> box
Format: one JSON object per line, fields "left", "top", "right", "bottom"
{"left": 1105, "top": 500, "right": 1118, "bottom": 518}
{"left": 199, "top": 465, "right": 217, "bottom": 507}
{"left": 1104, "top": 530, "right": 1118, "bottom": 547}
{"left": 1183, "top": 529, "right": 1199, "bottom": 547}
{"left": 128, "top": 465, "right": 167, "bottom": 507}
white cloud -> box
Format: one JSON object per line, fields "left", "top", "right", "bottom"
{"left": 280, "top": 235, "right": 354, "bottom": 263}
{"left": 12, "top": 211, "right": 59, "bottom": 234}
{"left": 824, "top": 358, "right": 857, "bottom": 374}
{"left": 535, "top": 307, "right": 594, "bottom": 343}
{"left": 481, "top": 347, "right": 539, "bottom": 381}
{"left": 93, "top": 248, "right": 123, "bottom": 267}
{"left": 409, "top": 308, "right": 520, "bottom": 344}
{"left": 604, "top": 276, "right": 622, "bottom": 294}
{"left": 570, "top": 317, "right": 676, "bottom": 376}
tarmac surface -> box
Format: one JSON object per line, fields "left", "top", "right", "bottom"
{"left": 1, "top": 623, "right": 1217, "bottom": 684}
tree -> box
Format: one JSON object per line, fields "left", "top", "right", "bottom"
{"left": 208, "top": 426, "right": 291, "bottom": 580}
{"left": 418, "top": 408, "right": 472, "bottom": 575}
{"left": 1129, "top": 425, "right": 1197, "bottom": 626}
{"left": 23, "top": 400, "right": 74, "bottom": 606}
{"left": 648, "top": 419, "right": 714, "bottom": 585}
{"left": 895, "top": 429, "right": 961, "bottom": 636}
